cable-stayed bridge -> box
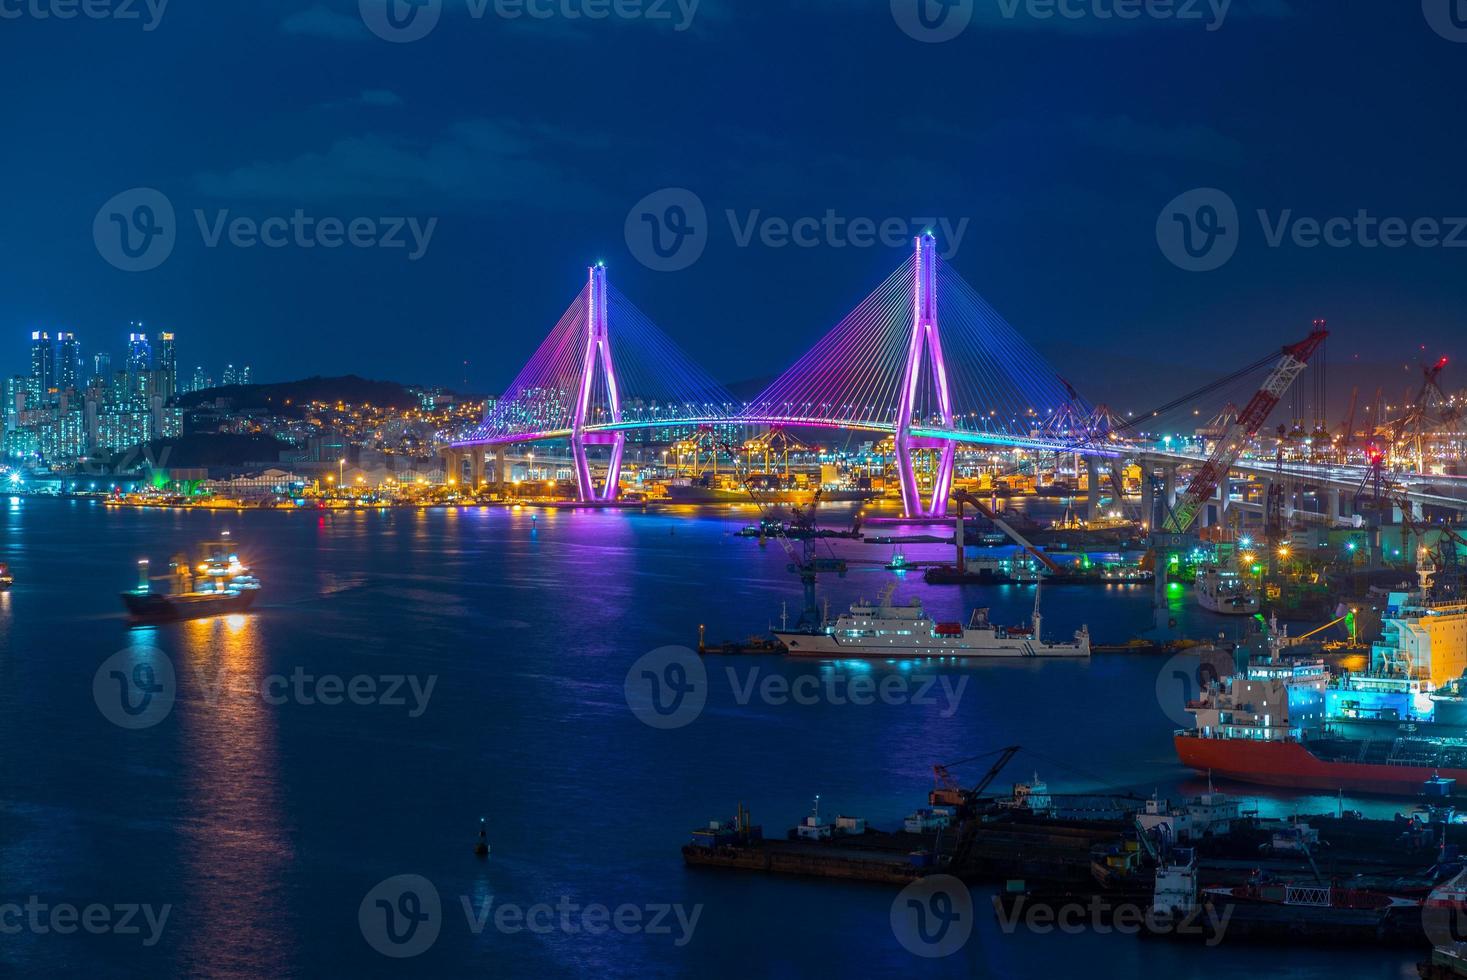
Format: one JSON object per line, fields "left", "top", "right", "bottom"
{"left": 451, "top": 235, "right": 1467, "bottom": 520}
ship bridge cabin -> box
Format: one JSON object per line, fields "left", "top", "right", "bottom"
{"left": 1371, "top": 595, "right": 1467, "bottom": 688}
{"left": 1188, "top": 661, "right": 1328, "bottom": 742}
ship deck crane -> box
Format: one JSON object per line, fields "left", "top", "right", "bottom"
{"left": 930, "top": 745, "right": 1023, "bottom": 810}
{"left": 944, "top": 746, "right": 1024, "bottom": 874}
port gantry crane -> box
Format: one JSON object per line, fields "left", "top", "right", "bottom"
{"left": 1380, "top": 356, "right": 1457, "bottom": 473}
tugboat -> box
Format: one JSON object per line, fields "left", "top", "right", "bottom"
{"left": 120, "top": 552, "right": 258, "bottom": 624}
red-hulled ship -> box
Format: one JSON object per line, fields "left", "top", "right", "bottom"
{"left": 1174, "top": 598, "right": 1467, "bottom": 798}
{"left": 1175, "top": 733, "right": 1467, "bottom": 795}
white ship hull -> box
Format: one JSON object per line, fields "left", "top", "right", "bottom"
{"left": 1195, "top": 565, "right": 1260, "bottom": 616}
{"left": 1197, "top": 591, "right": 1261, "bottom": 615}
{"left": 773, "top": 583, "right": 1090, "bottom": 660}
{"left": 773, "top": 630, "right": 1090, "bottom": 659}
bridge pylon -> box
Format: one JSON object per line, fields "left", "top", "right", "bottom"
{"left": 571, "top": 263, "right": 625, "bottom": 502}
{"left": 895, "top": 233, "right": 956, "bottom": 518}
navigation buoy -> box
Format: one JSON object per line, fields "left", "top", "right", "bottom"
{"left": 474, "top": 818, "right": 490, "bottom": 858}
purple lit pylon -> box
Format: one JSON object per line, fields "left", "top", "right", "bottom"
{"left": 894, "top": 233, "right": 955, "bottom": 518}
{"left": 571, "top": 263, "right": 625, "bottom": 501}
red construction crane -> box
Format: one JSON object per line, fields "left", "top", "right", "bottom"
{"left": 1162, "top": 325, "right": 1329, "bottom": 535}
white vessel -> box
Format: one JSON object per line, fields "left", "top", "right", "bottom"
{"left": 774, "top": 584, "right": 1090, "bottom": 659}
{"left": 1195, "top": 564, "right": 1259, "bottom": 615}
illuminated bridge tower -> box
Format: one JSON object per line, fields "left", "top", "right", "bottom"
{"left": 571, "top": 263, "right": 626, "bottom": 502}
{"left": 894, "top": 233, "right": 956, "bottom": 518}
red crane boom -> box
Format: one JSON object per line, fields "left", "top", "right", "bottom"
{"left": 1162, "top": 325, "right": 1329, "bottom": 535}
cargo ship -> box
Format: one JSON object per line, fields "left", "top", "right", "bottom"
{"left": 121, "top": 587, "right": 257, "bottom": 622}
{"left": 774, "top": 583, "right": 1089, "bottom": 659}
{"left": 120, "top": 548, "right": 259, "bottom": 624}
{"left": 1175, "top": 595, "right": 1467, "bottom": 796}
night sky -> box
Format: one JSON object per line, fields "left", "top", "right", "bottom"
{"left": 2, "top": 0, "right": 1464, "bottom": 411}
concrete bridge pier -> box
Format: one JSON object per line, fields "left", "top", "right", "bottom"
{"left": 442, "top": 448, "right": 464, "bottom": 486}
{"left": 469, "top": 450, "right": 486, "bottom": 489}
{"left": 1140, "top": 463, "right": 1155, "bottom": 528}
{"left": 1087, "top": 457, "right": 1103, "bottom": 521}
{"left": 1163, "top": 464, "right": 1179, "bottom": 512}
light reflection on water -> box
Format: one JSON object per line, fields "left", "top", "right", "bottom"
{"left": 0, "top": 497, "right": 1422, "bottom": 979}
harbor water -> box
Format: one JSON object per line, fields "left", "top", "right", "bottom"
{"left": 0, "top": 496, "right": 1422, "bottom": 977}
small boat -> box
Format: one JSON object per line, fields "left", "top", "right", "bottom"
{"left": 1195, "top": 564, "right": 1260, "bottom": 615}
{"left": 0, "top": 562, "right": 12, "bottom": 588}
